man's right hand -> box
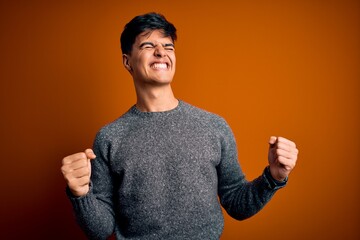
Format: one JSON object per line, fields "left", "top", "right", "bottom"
{"left": 61, "top": 149, "right": 96, "bottom": 197}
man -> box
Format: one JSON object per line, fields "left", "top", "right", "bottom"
{"left": 61, "top": 13, "right": 298, "bottom": 240}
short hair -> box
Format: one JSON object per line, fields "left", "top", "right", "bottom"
{"left": 120, "top": 12, "right": 177, "bottom": 55}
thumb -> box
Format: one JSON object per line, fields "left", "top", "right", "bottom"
{"left": 85, "top": 149, "right": 95, "bottom": 179}
{"left": 269, "top": 136, "right": 277, "bottom": 146}
{"left": 84, "top": 148, "right": 96, "bottom": 160}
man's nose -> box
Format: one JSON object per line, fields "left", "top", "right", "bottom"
{"left": 154, "top": 46, "right": 166, "bottom": 57}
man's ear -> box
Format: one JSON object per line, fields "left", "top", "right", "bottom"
{"left": 122, "top": 54, "right": 132, "bottom": 72}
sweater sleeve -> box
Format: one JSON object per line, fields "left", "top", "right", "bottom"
{"left": 216, "top": 119, "right": 281, "bottom": 220}
{"left": 67, "top": 131, "right": 116, "bottom": 240}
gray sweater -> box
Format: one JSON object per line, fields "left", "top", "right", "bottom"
{"left": 68, "top": 100, "right": 281, "bottom": 239}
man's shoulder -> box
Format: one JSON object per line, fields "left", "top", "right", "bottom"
{"left": 182, "top": 101, "right": 226, "bottom": 123}
{"left": 95, "top": 106, "right": 137, "bottom": 139}
{"left": 182, "top": 102, "right": 236, "bottom": 143}
{"left": 181, "top": 101, "right": 230, "bottom": 133}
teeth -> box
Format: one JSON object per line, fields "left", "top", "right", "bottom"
{"left": 151, "top": 63, "right": 167, "bottom": 69}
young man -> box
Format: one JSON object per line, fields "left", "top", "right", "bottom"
{"left": 61, "top": 13, "right": 298, "bottom": 240}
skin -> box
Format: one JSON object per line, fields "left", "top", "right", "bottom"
{"left": 61, "top": 29, "right": 298, "bottom": 197}
{"left": 122, "top": 30, "right": 178, "bottom": 112}
{"left": 268, "top": 136, "right": 298, "bottom": 181}
{"left": 61, "top": 149, "right": 96, "bottom": 197}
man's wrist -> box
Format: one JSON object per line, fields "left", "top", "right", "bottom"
{"left": 264, "top": 166, "right": 288, "bottom": 190}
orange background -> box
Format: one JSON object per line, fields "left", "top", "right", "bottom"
{"left": 1, "top": 0, "right": 359, "bottom": 239}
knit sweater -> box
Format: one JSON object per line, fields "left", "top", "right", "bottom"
{"left": 68, "top": 100, "right": 281, "bottom": 240}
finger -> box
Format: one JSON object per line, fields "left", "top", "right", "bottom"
{"left": 277, "top": 137, "right": 297, "bottom": 148}
{"left": 62, "top": 158, "right": 89, "bottom": 173}
{"left": 62, "top": 152, "right": 88, "bottom": 165}
{"left": 67, "top": 176, "right": 91, "bottom": 190}
{"left": 269, "top": 136, "right": 277, "bottom": 146}
{"left": 85, "top": 149, "right": 96, "bottom": 160}
{"left": 64, "top": 166, "right": 91, "bottom": 179}
{"left": 276, "top": 142, "right": 299, "bottom": 154}
{"left": 276, "top": 148, "right": 298, "bottom": 160}
{"left": 87, "top": 158, "right": 92, "bottom": 177}
{"left": 277, "top": 156, "right": 296, "bottom": 170}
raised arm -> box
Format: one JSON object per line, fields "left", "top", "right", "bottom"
{"left": 61, "top": 134, "right": 116, "bottom": 239}
{"left": 217, "top": 121, "right": 298, "bottom": 220}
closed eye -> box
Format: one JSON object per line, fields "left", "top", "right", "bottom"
{"left": 164, "top": 43, "right": 175, "bottom": 51}
{"left": 139, "top": 42, "right": 175, "bottom": 51}
{"left": 140, "top": 42, "right": 155, "bottom": 49}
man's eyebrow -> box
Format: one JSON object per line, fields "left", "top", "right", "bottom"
{"left": 139, "top": 42, "right": 155, "bottom": 48}
{"left": 163, "top": 43, "right": 175, "bottom": 48}
{"left": 139, "top": 42, "right": 175, "bottom": 48}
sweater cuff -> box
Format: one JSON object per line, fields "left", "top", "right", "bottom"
{"left": 263, "top": 166, "right": 288, "bottom": 190}
{"left": 65, "top": 182, "right": 92, "bottom": 199}
{"left": 65, "top": 183, "right": 95, "bottom": 210}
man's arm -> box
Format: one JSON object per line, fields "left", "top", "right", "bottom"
{"left": 61, "top": 135, "right": 116, "bottom": 239}
{"left": 216, "top": 120, "right": 298, "bottom": 220}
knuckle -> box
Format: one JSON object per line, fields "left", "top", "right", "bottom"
{"left": 68, "top": 182, "right": 80, "bottom": 191}
{"left": 62, "top": 157, "right": 70, "bottom": 165}
{"left": 78, "top": 167, "right": 89, "bottom": 176}
{"left": 84, "top": 149, "right": 93, "bottom": 155}
{"left": 60, "top": 165, "right": 68, "bottom": 175}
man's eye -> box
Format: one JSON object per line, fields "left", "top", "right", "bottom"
{"left": 165, "top": 47, "right": 174, "bottom": 51}
{"left": 140, "top": 44, "right": 155, "bottom": 49}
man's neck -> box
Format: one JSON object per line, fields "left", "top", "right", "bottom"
{"left": 134, "top": 84, "right": 178, "bottom": 112}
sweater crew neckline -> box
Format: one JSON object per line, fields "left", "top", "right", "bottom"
{"left": 130, "top": 100, "right": 183, "bottom": 117}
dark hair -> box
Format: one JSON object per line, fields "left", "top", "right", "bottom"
{"left": 120, "top": 12, "right": 177, "bottom": 55}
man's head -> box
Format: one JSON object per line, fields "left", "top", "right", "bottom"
{"left": 120, "top": 13, "right": 177, "bottom": 55}
{"left": 121, "top": 13, "right": 177, "bottom": 86}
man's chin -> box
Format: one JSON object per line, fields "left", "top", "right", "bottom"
{"left": 148, "top": 78, "right": 173, "bottom": 85}
{"left": 134, "top": 76, "right": 174, "bottom": 87}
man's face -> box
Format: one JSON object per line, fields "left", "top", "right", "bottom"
{"left": 123, "top": 29, "right": 176, "bottom": 86}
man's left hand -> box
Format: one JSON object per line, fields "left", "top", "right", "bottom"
{"left": 268, "top": 136, "right": 299, "bottom": 181}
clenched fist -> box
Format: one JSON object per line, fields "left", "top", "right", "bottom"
{"left": 61, "top": 149, "right": 96, "bottom": 197}
{"left": 268, "top": 136, "right": 299, "bottom": 181}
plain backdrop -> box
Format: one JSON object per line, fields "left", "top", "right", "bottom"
{"left": 0, "top": 0, "right": 359, "bottom": 239}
